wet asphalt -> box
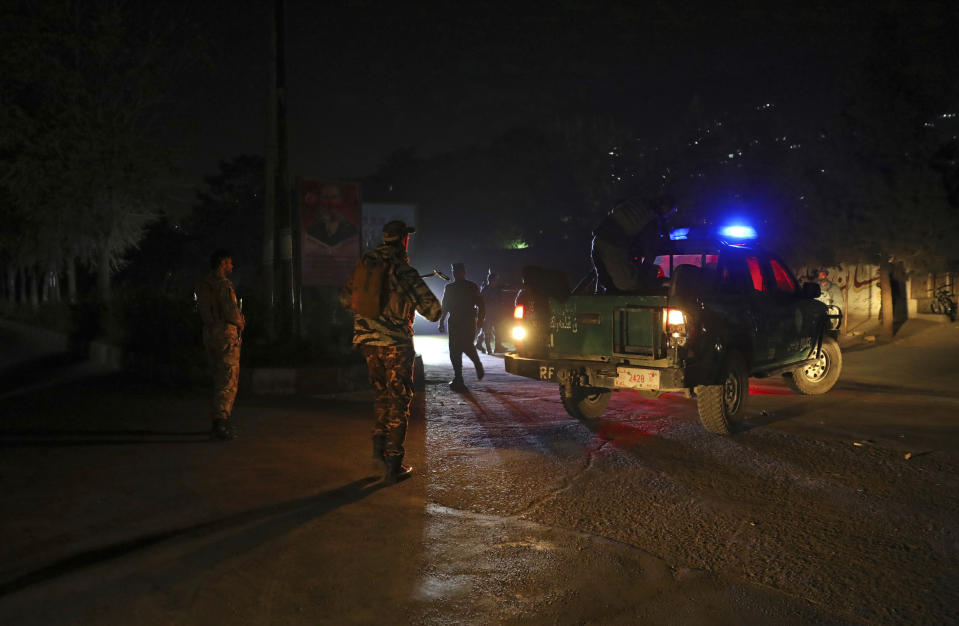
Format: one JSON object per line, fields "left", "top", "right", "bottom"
{"left": 0, "top": 320, "right": 957, "bottom": 624}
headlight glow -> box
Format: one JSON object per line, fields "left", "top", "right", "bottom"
{"left": 512, "top": 326, "right": 527, "bottom": 340}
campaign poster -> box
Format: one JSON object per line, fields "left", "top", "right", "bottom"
{"left": 299, "top": 180, "right": 361, "bottom": 286}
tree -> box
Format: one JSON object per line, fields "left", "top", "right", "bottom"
{"left": 0, "top": 1, "right": 202, "bottom": 302}
{"left": 834, "top": 5, "right": 959, "bottom": 335}
{"left": 116, "top": 155, "right": 265, "bottom": 292}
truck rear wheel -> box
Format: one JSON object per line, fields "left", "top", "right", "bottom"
{"left": 560, "top": 385, "right": 611, "bottom": 420}
{"left": 784, "top": 336, "right": 842, "bottom": 395}
{"left": 695, "top": 352, "right": 748, "bottom": 435}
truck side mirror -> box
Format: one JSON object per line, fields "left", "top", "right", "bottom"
{"left": 802, "top": 282, "right": 821, "bottom": 299}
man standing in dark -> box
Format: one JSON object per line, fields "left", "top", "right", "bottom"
{"left": 477, "top": 271, "right": 510, "bottom": 353}
{"left": 195, "top": 250, "right": 245, "bottom": 441}
{"left": 591, "top": 195, "right": 675, "bottom": 292}
{"left": 438, "top": 262, "right": 485, "bottom": 391}
{"left": 339, "top": 220, "right": 442, "bottom": 484}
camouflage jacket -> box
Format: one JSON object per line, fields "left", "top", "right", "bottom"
{"left": 196, "top": 271, "right": 245, "bottom": 331}
{"left": 339, "top": 243, "right": 442, "bottom": 347}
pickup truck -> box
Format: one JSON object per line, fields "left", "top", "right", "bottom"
{"left": 504, "top": 231, "right": 842, "bottom": 434}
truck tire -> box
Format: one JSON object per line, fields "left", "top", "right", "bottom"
{"left": 695, "top": 352, "right": 748, "bottom": 435}
{"left": 784, "top": 336, "right": 842, "bottom": 395}
{"left": 560, "top": 385, "right": 611, "bottom": 420}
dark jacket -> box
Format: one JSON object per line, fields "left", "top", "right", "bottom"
{"left": 442, "top": 280, "right": 485, "bottom": 328}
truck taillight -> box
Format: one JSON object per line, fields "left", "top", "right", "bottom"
{"left": 664, "top": 308, "right": 688, "bottom": 347}
{"left": 514, "top": 305, "right": 524, "bottom": 320}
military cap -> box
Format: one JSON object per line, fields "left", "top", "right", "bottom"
{"left": 383, "top": 220, "right": 416, "bottom": 241}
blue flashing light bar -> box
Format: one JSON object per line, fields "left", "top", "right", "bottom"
{"left": 719, "top": 225, "right": 757, "bottom": 240}
{"left": 669, "top": 228, "right": 690, "bottom": 240}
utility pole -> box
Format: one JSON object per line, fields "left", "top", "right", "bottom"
{"left": 273, "top": 0, "right": 295, "bottom": 340}
{"left": 262, "top": 0, "right": 277, "bottom": 339}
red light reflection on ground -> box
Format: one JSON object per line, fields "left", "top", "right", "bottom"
{"left": 587, "top": 390, "right": 683, "bottom": 452}
{"left": 748, "top": 381, "right": 794, "bottom": 396}
{"left": 593, "top": 418, "right": 669, "bottom": 450}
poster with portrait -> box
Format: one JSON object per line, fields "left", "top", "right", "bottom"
{"left": 299, "top": 180, "right": 361, "bottom": 286}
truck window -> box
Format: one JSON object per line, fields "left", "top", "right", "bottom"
{"left": 746, "top": 256, "right": 765, "bottom": 292}
{"left": 651, "top": 254, "right": 719, "bottom": 278}
{"left": 717, "top": 254, "right": 749, "bottom": 294}
{"left": 769, "top": 258, "right": 797, "bottom": 293}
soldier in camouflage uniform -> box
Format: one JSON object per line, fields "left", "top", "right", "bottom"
{"left": 195, "top": 249, "right": 246, "bottom": 441}
{"left": 340, "top": 220, "right": 442, "bottom": 484}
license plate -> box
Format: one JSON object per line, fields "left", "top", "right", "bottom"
{"left": 614, "top": 367, "right": 660, "bottom": 390}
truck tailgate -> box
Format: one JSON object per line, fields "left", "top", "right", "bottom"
{"left": 547, "top": 295, "right": 668, "bottom": 360}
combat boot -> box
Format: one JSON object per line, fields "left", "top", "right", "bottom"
{"left": 211, "top": 418, "right": 235, "bottom": 441}
{"left": 449, "top": 377, "right": 467, "bottom": 392}
{"left": 475, "top": 360, "right": 485, "bottom": 380}
{"left": 372, "top": 434, "right": 388, "bottom": 473}
{"left": 385, "top": 456, "right": 413, "bottom": 484}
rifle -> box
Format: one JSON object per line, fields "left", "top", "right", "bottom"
{"left": 420, "top": 268, "right": 450, "bottom": 280}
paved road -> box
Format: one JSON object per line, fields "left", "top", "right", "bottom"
{"left": 0, "top": 321, "right": 957, "bottom": 624}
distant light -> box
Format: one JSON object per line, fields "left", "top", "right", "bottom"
{"left": 506, "top": 238, "right": 529, "bottom": 250}
{"left": 669, "top": 228, "right": 690, "bottom": 240}
{"left": 719, "top": 225, "right": 757, "bottom": 239}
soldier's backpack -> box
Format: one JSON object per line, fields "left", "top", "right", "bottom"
{"left": 348, "top": 253, "right": 391, "bottom": 318}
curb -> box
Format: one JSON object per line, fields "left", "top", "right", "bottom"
{"left": 249, "top": 354, "right": 425, "bottom": 395}
{"left": 250, "top": 363, "right": 368, "bottom": 395}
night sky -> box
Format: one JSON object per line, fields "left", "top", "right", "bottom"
{"left": 167, "top": 0, "right": 884, "bottom": 196}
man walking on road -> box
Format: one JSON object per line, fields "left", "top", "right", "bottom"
{"left": 340, "top": 220, "right": 442, "bottom": 484}
{"left": 195, "top": 249, "right": 245, "bottom": 441}
{"left": 438, "top": 262, "right": 485, "bottom": 391}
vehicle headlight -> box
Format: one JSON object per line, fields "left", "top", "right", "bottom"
{"left": 512, "top": 325, "right": 527, "bottom": 341}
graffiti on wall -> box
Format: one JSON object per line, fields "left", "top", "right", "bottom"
{"left": 800, "top": 264, "right": 881, "bottom": 318}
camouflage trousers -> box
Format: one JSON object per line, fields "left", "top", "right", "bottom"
{"left": 361, "top": 344, "right": 415, "bottom": 459}
{"left": 204, "top": 324, "right": 241, "bottom": 420}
